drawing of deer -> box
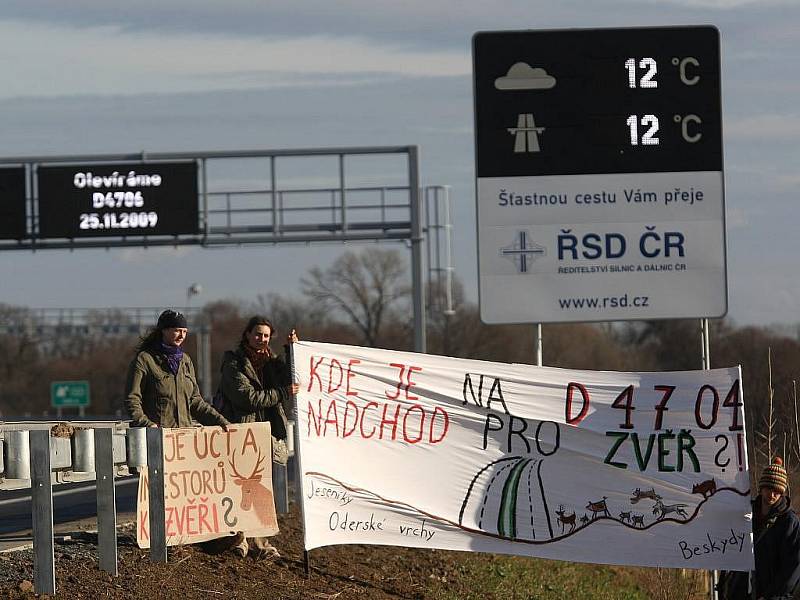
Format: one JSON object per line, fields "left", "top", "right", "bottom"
{"left": 555, "top": 505, "right": 576, "bottom": 534}
{"left": 579, "top": 514, "right": 589, "bottom": 526}
{"left": 585, "top": 496, "right": 610, "bottom": 519}
{"left": 652, "top": 499, "right": 688, "bottom": 521}
{"left": 631, "top": 514, "right": 645, "bottom": 528}
{"left": 618, "top": 510, "right": 632, "bottom": 524}
{"left": 630, "top": 487, "right": 662, "bottom": 504}
{"left": 229, "top": 448, "right": 277, "bottom": 529}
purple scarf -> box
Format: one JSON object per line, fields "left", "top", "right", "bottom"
{"left": 159, "top": 342, "right": 184, "bottom": 375}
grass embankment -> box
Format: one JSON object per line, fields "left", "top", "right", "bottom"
{"left": 424, "top": 552, "right": 705, "bottom": 599}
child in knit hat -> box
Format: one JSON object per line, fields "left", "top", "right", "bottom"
{"left": 720, "top": 457, "right": 800, "bottom": 599}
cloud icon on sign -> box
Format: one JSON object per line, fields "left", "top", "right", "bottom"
{"left": 494, "top": 62, "right": 556, "bottom": 90}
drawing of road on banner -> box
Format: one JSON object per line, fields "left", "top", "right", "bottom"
{"left": 294, "top": 341, "right": 754, "bottom": 571}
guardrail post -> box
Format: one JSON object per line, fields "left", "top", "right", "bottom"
{"left": 272, "top": 462, "right": 289, "bottom": 514}
{"left": 30, "top": 430, "right": 55, "bottom": 595}
{"left": 95, "top": 428, "right": 118, "bottom": 575}
{"left": 72, "top": 428, "right": 95, "bottom": 472}
{"left": 5, "top": 430, "right": 31, "bottom": 479}
{"left": 146, "top": 428, "right": 167, "bottom": 562}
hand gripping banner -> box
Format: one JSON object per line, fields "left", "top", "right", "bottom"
{"left": 294, "top": 341, "right": 754, "bottom": 571}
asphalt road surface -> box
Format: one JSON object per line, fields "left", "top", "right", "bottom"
{"left": 0, "top": 477, "right": 138, "bottom": 549}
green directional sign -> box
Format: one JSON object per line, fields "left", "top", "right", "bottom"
{"left": 50, "top": 380, "right": 91, "bottom": 408}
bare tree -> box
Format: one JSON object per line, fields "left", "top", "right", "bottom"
{"left": 255, "top": 293, "right": 329, "bottom": 335}
{"left": 301, "top": 248, "right": 409, "bottom": 347}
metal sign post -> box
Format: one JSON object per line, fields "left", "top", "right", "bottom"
{"left": 0, "top": 146, "right": 431, "bottom": 353}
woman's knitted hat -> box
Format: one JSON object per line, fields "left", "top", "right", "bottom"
{"left": 156, "top": 309, "right": 187, "bottom": 330}
{"left": 759, "top": 456, "right": 788, "bottom": 493}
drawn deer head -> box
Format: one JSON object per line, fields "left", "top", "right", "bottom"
{"left": 228, "top": 449, "right": 267, "bottom": 511}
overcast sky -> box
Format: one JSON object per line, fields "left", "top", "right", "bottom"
{"left": 0, "top": 1, "right": 798, "bottom": 329}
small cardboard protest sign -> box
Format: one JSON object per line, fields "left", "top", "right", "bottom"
{"left": 137, "top": 422, "right": 279, "bottom": 547}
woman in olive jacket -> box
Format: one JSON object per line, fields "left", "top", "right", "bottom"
{"left": 218, "top": 315, "right": 298, "bottom": 559}
{"left": 124, "top": 310, "right": 229, "bottom": 428}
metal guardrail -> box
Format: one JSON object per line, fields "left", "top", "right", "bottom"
{"left": 0, "top": 421, "right": 295, "bottom": 595}
{"left": 0, "top": 423, "right": 131, "bottom": 488}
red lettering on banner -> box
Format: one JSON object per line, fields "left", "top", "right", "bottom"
{"left": 653, "top": 385, "right": 676, "bottom": 430}
{"left": 186, "top": 503, "right": 198, "bottom": 535}
{"left": 306, "top": 397, "right": 450, "bottom": 445}
{"left": 192, "top": 428, "right": 225, "bottom": 460}
{"left": 198, "top": 502, "right": 213, "bottom": 534}
{"left": 565, "top": 382, "right": 590, "bottom": 425}
{"left": 193, "top": 430, "right": 210, "bottom": 459}
{"left": 386, "top": 363, "right": 405, "bottom": 400}
{"left": 429, "top": 406, "right": 449, "bottom": 443}
{"left": 346, "top": 359, "right": 361, "bottom": 396}
{"left": 164, "top": 502, "right": 220, "bottom": 537}
{"left": 241, "top": 428, "right": 258, "bottom": 455}
{"left": 167, "top": 472, "right": 181, "bottom": 499}
{"left": 379, "top": 403, "right": 401, "bottom": 440}
{"left": 139, "top": 473, "right": 149, "bottom": 502}
{"left": 385, "top": 363, "right": 423, "bottom": 401}
{"left": 324, "top": 400, "right": 340, "bottom": 436}
{"left": 224, "top": 427, "right": 239, "bottom": 456}
{"left": 308, "top": 399, "right": 323, "bottom": 436}
{"left": 406, "top": 366, "right": 422, "bottom": 400}
{"left": 342, "top": 401, "right": 359, "bottom": 438}
{"left": 402, "top": 404, "right": 425, "bottom": 443}
{"left": 360, "top": 402, "right": 378, "bottom": 438}
{"left": 209, "top": 430, "right": 222, "bottom": 458}
{"left": 165, "top": 506, "right": 178, "bottom": 537}
{"left": 164, "top": 431, "right": 187, "bottom": 463}
{"left": 328, "top": 359, "right": 344, "bottom": 393}
{"left": 308, "top": 356, "right": 324, "bottom": 392}
{"left": 139, "top": 510, "right": 149, "bottom": 541}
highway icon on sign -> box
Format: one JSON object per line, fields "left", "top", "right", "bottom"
{"left": 500, "top": 231, "right": 545, "bottom": 273}
{"left": 508, "top": 114, "right": 545, "bottom": 153}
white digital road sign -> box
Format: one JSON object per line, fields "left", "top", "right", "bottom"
{"left": 473, "top": 26, "right": 726, "bottom": 324}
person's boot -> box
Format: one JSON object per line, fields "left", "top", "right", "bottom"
{"left": 231, "top": 532, "right": 248, "bottom": 558}
{"left": 249, "top": 537, "right": 280, "bottom": 560}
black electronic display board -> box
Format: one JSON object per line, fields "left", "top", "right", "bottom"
{"left": 0, "top": 167, "right": 27, "bottom": 240}
{"left": 473, "top": 26, "right": 721, "bottom": 177}
{"left": 37, "top": 162, "right": 199, "bottom": 238}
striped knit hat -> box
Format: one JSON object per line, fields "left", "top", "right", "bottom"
{"left": 759, "top": 457, "right": 788, "bottom": 493}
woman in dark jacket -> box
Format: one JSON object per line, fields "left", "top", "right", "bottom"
{"left": 218, "top": 315, "right": 298, "bottom": 559}
{"left": 219, "top": 316, "right": 297, "bottom": 439}
{"left": 124, "top": 309, "right": 229, "bottom": 429}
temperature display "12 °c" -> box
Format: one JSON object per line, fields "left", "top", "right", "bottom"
{"left": 623, "top": 55, "right": 708, "bottom": 147}
{"left": 473, "top": 26, "right": 722, "bottom": 177}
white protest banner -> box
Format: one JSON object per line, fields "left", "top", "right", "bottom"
{"left": 137, "top": 423, "right": 279, "bottom": 548}
{"left": 294, "top": 341, "right": 754, "bottom": 571}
